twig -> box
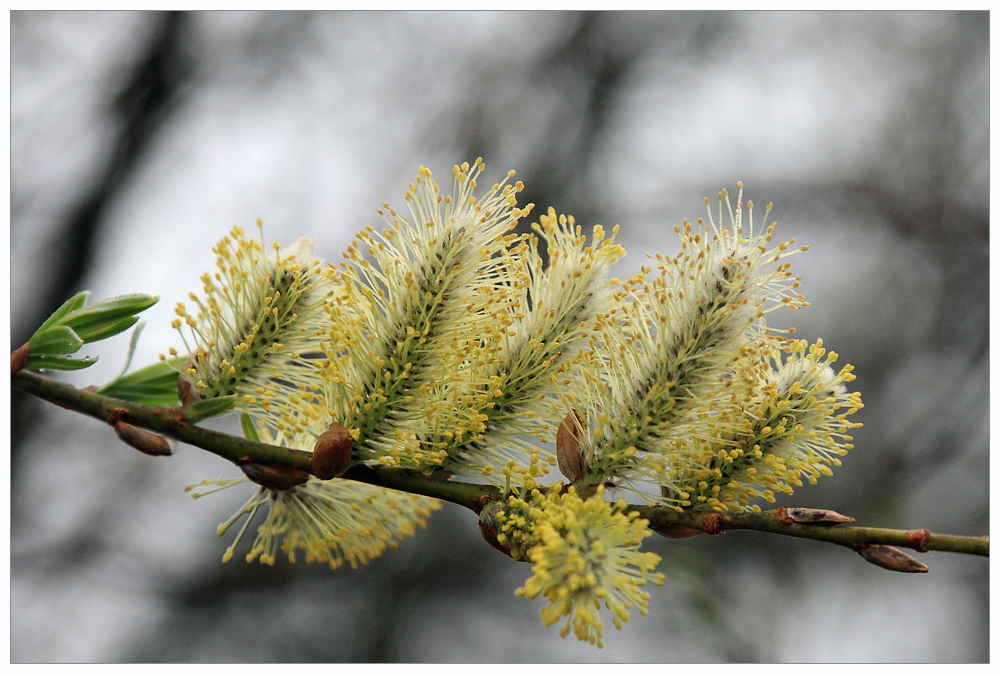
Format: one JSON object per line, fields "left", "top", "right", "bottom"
{"left": 633, "top": 506, "right": 988, "bottom": 557}
{"left": 11, "top": 369, "right": 988, "bottom": 558}
{"left": 11, "top": 368, "right": 497, "bottom": 511}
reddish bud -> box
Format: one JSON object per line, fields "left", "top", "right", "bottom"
{"left": 478, "top": 519, "right": 514, "bottom": 558}
{"left": 11, "top": 343, "right": 30, "bottom": 374}
{"left": 908, "top": 529, "right": 931, "bottom": 553}
{"left": 702, "top": 513, "right": 725, "bottom": 535}
{"left": 556, "top": 410, "right": 585, "bottom": 483}
{"left": 241, "top": 462, "right": 310, "bottom": 490}
{"left": 780, "top": 507, "right": 855, "bottom": 525}
{"left": 856, "top": 544, "right": 929, "bottom": 573}
{"left": 310, "top": 422, "right": 353, "bottom": 479}
{"left": 107, "top": 408, "right": 129, "bottom": 425}
{"left": 113, "top": 421, "right": 172, "bottom": 457}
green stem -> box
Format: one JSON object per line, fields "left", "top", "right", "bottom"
{"left": 12, "top": 369, "right": 498, "bottom": 511}
{"left": 13, "top": 368, "right": 313, "bottom": 470}
{"left": 12, "top": 369, "right": 988, "bottom": 558}
{"left": 341, "top": 463, "right": 498, "bottom": 511}
{"left": 633, "top": 506, "right": 989, "bottom": 557}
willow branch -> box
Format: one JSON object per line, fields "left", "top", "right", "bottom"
{"left": 11, "top": 368, "right": 497, "bottom": 511}
{"left": 12, "top": 369, "right": 988, "bottom": 558}
{"left": 633, "top": 505, "right": 989, "bottom": 557}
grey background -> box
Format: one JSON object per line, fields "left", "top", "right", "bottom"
{"left": 10, "top": 11, "right": 988, "bottom": 663}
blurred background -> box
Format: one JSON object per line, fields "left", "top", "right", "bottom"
{"left": 9, "top": 11, "right": 988, "bottom": 663}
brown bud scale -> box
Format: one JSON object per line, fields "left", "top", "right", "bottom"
{"left": 478, "top": 519, "right": 515, "bottom": 559}
{"left": 107, "top": 408, "right": 129, "bottom": 425}
{"left": 241, "top": 462, "right": 310, "bottom": 490}
{"left": 650, "top": 524, "right": 704, "bottom": 540}
{"left": 556, "top": 410, "right": 585, "bottom": 484}
{"left": 310, "top": 422, "right": 353, "bottom": 480}
{"left": 702, "top": 513, "right": 725, "bottom": 535}
{"left": 478, "top": 500, "right": 519, "bottom": 560}
{"left": 856, "top": 544, "right": 929, "bottom": 573}
{"left": 908, "top": 529, "right": 931, "bottom": 553}
{"left": 11, "top": 343, "right": 30, "bottom": 374}
{"left": 114, "top": 421, "right": 172, "bottom": 457}
{"left": 781, "top": 507, "right": 855, "bottom": 525}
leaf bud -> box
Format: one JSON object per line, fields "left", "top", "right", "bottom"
{"left": 113, "top": 421, "right": 172, "bottom": 457}
{"left": 780, "top": 507, "right": 855, "bottom": 524}
{"left": 11, "top": 343, "right": 30, "bottom": 374}
{"left": 856, "top": 544, "right": 929, "bottom": 573}
{"left": 650, "top": 524, "right": 704, "bottom": 539}
{"left": 240, "top": 462, "right": 310, "bottom": 490}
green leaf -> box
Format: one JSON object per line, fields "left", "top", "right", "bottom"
{"left": 183, "top": 395, "right": 237, "bottom": 423}
{"left": 240, "top": 412, "right": 261, "bottom": 443}
{"left": 96, "top": 359, "right": 182, "bottom": 407}
{"left": 64, "top": 315, "right": 140, "bottom": 344}
{"left": 68, "top": 293, "right": 158, "bottom": 319}
{"left": 23, "top": 354, "right": 98, "bottom": 371}
{"left": 60, "top": 294, "right": 158, "bottom": 343}
{"left": 113, "top": 322, "right": 145, "bottom": 380}
{"left": 36, "top": 291, "right": 89, "bottom": 333}
{"left": 28, "top": 326, "right": 84, "bottom": 356}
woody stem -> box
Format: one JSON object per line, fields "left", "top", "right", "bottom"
{"left": 11, "top": 368, "right": 989, "bottom": 557}
{"left": 633, "top": 506, "right": 988, "bottom": 556}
